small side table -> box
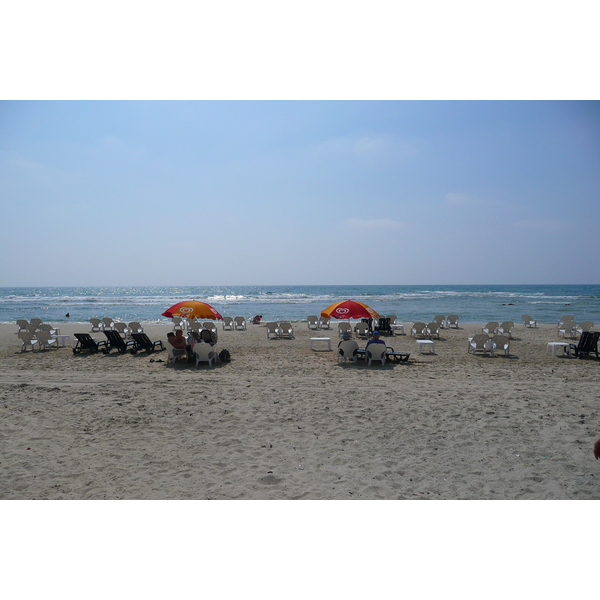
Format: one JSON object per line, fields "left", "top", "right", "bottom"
{"left": 53, "top": 335, "right": 71, "bottom": 347}
{"left": 546, "top": 342, "right": 571, "bottom": 357}
{"left": 310, "top": 337, "right": 332, "bottom": 351}
{"left": 416, "top": 339, "right": 436, "bottom": 355}
{"left": 391, "top": 324, "right": 405, "bottom": 335}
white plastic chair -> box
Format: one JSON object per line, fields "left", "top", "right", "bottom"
{"left": 16, "top": 319, "right": 29, "bottom": 333}
{"left": 446, "top": 314, "right": 459, "bottom": 328}
{"left": 366, "top": 343, "right": 387, "bottom": 366}
{"left": 222, "top": 317, "right": 234, "bottom": 330}
{"left": 35, "top": 330, "right": 59, "bottom": 350}
{"left": 318, "top": 317, "right": 331, "bottom": 329}
{"left": 411, "top": 322, "right": 427, "bottom": 338}
{"left": 337, "top": 322, "right": 352, "bottom": 339}
{"left": 113, "top": 322, "right": 130, "bottom": 338}
{"left": 482, "top": 322, "right": 499, "bottom": 335}
{"left": 90, "top": 318, "right": 102, "bottom": 332}
{"left": 18, "top": 331, "right": 40, "bottom": 352}
{"left": 203, "top": 321, "right": 218, "bottom": 334}
{"left": 265, "top": 322, "right": 281, "bottom": 339}
{"left": 128, "top": 322, "right": 143, "bottom": 334}
{"left": 194, "top": 344, "right": 216, "bottom": 367}
{"left": 433, "top": 315, "right": 446, "bottom": 328}
{"left": 559, "top": 320, "right": 577, "bottom": 338}
{"left": 522, "top": 314, "right": 537, "bottom": 328}
{"left": 468, "top": 334, "right": 490, "bottom": 355}
{"left": 306, "top": 315, "right": 320, "bottom": 330}
{"left": 338, "top": 340, "right": 359, "bottom": 364}
{"left": 172, "top": 316, "right": 186, "bottom": 331}
{"left": 576, "top": 321, "right": 594, "bottom": 336}
{"left": 497, "top": 321, "right": 515, "bottom": 339}
{"left": 279, "top": 322, "right": 294, "bottom": 339}
{"left": 387, "top": 315, "right": 398, "bottom": 325}
{"left": 426, "top": 322, "right": 440, "bottom": 339}
{"left": 101, "top": 318, "right": 115, "bottom": 331}
{"left": 489, "top": 335, "right": 510, "bottom": 356}
{"left": 233, "top": 316, "right": 247, "bottom": 330}
{"left": 354, "top": 322, "right": 370, "bottom": 338}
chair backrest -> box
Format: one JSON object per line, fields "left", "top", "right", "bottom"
{"left": 16, "top": 319, "right": 29, "bottom": 331}
{"left": 172, "top": 317, "right": 184, "bottom": 329}
{"left": 74, "top": 333, "right": 98, "bottom": 348}
{"left": 433, "top": 315, "right": 445, "bottom": 324}
{"left": 113, "top": 322, "right": 128, "bottom": 334}
{"left": 38, "top": 323, "right": 53, "bottom": 332}
{"left": 279, "top": 322, "right": 293, "bottom": 335}
{"left": 576, "top": 331, "right": 600, "bottom": 352}
{"left": 234, "top": 316, "right": 246, "bottom": 328}
{"left": 222, "top": 317, "right": 234, "bottom": 329}
{"left": 194, "top": 344, "right": 214, "bottom": 361}
{"left": 30, "top": 318, "right": 43, "bottom": 328}
{"left": 203, "top": 321, "right": 217, "bottom": 331}
{"left": 426, "top": 322, "right": 440, "bottom": 337}
{"left": 578, "top": 321, "right": 594, "bottom": 332}
{"left": 559, "top": 315, "right": 574, "bottom": 324}
{"left": 367, "top": 344, "right": 387, "bottom": 359}
{"left": 105, "top": 330, "right": 126, "bottom": 348}
{"left": 307, "top": 315, "right": 319, "bottom": 328}
{"left": 483, "top": 322, "right": 499, "bottom": 333}
{"left": 128, "top": 322, "right": 143, "bottom": 333}
{"left": 318, "top": 317, "right": 330, "bottom": 327}
{"left": 499, "top": 321, "right": 514, "bottom": 331}
{"left": 266, "top": 322, "right": 278, "bottom": 333}
{"left": 101, "top": 318, "right": 114, "bottom": 329}
{"left": 447, "top": 314, "right": 459, "bottom": 325}
{"left": 200, "top": 329, "right": 217, "bottom": 344}
{"left": 412, "top": 322, "right": 426, "bottom": 335}
{"left": 522, "top": 314, "right": 533, "bottom": 322}
{"left": 471, "top": 333, "right": 489, "bottom": 349}
{"left": 338, "top": 322, "right": 352, "bottom": 332}
{"left": 491, "top": 335, "right": 509, "bottom": 349}
{"left": 354, "top": 322, "right": 369, "bottom": 336}
{"left": 560, "top": 320, "right": 576, "bottom": 332}
{"left": 338, "top": 340, "right": 359, "bottom": 358}
{"left": 18, "top": 331, "right": 36, "bottom": 343}
{"left": 387, "top": 315, "right": 397, "bottom": 325}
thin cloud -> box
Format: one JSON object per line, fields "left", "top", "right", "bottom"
{"left": 344, "top": 218, "right": 406, "bottom": 230}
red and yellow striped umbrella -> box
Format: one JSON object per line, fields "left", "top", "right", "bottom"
{"left": 162, "top": 300, "right": 223, "bottom": 320}
{"left": 320, "top": 300, "right": 380, "bottom": 320}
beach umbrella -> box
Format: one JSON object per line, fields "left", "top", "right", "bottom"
{"left": 162, "top": 300, "right": 223, "bottom": 320}
{"left": 320, "top": 300, "right": 380, "bottom": 320}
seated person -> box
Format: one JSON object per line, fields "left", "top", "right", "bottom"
{"left": 252, "top": 315, "right": 262, "bottom": 324}
{"left": 366, "top": 330, "right": 386, "bottom": 349}
{"left": 167, "top": 330, "right": 188, "bottom": 362}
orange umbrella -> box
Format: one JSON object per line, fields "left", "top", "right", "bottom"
{"left": 320, "top": 300, "right": 380, "bottom": 320}
{"left": 162, "top": 300, "right": 223, "bottom": 320}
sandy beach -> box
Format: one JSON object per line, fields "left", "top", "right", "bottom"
{"left": 1, "top": 320, "right": 599, "bottom": 500}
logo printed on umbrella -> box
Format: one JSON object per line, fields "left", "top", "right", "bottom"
{"left": 335, "top": 308, "right": 350, "bottom": 315}
{"left": 179, "top": 307, "right": 194, "bottom": 314}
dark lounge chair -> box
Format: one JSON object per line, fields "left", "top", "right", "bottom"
{"left": 131, "top": 333, "right": 164, "bottom": 354}
{"left": 385, "top": 347, "right": 411, "bottom": 363}
{"left": 104, "top": 330, "right": 136, "bottom": 354}
{"left": 73, "top": 333, "right": 108, "bottom": 355}
{"left": 569, "top": 331, "right": 600, "bottom": 359}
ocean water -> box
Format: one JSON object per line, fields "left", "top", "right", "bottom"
{"left": 1, "top": 285, "right": 599, "bottom": 325}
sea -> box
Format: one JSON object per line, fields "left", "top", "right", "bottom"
{"left": 1, "top": 285, "right": 599, "bottom": 325}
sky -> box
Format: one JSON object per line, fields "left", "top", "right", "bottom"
{"left": 1, "top": 100, "right": 599, "bottom": 286}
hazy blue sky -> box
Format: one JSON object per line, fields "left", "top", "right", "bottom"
{"left": 1, "top": 100, "right": 599, "bottom": 286}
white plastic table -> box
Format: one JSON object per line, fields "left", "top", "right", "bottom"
{"left": 416, "top": 339, "right": 435, "bottom": 355}
{"left": 391, "top": 324, "right": 405, "bottom": 334}
{"left": 310, "top": 337, "right": 332, "bottom": 351}
{"left": 53, "top": 335, "right": 71, "bottom": 347}
{"left": 546, "top": 342, "right": 571, "bottom": 357}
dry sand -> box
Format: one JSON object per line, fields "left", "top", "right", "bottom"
{"left": 1, "top": 320, "right": 599, "bottom": 499}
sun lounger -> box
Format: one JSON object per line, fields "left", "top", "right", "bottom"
{"left": 104, "top": 330, "right": 136, "bottom": 354}
{"left": 131, "top": 333, "right": 164, "bottom": 354}
{"left": 73, "top": 333, "right": 108, "bottom": 355}
{"left": 385, "top": 347, "right": 411, "bottom": 362}
{"left": 569, "top": 331, "right": 600, "bottom": 359}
